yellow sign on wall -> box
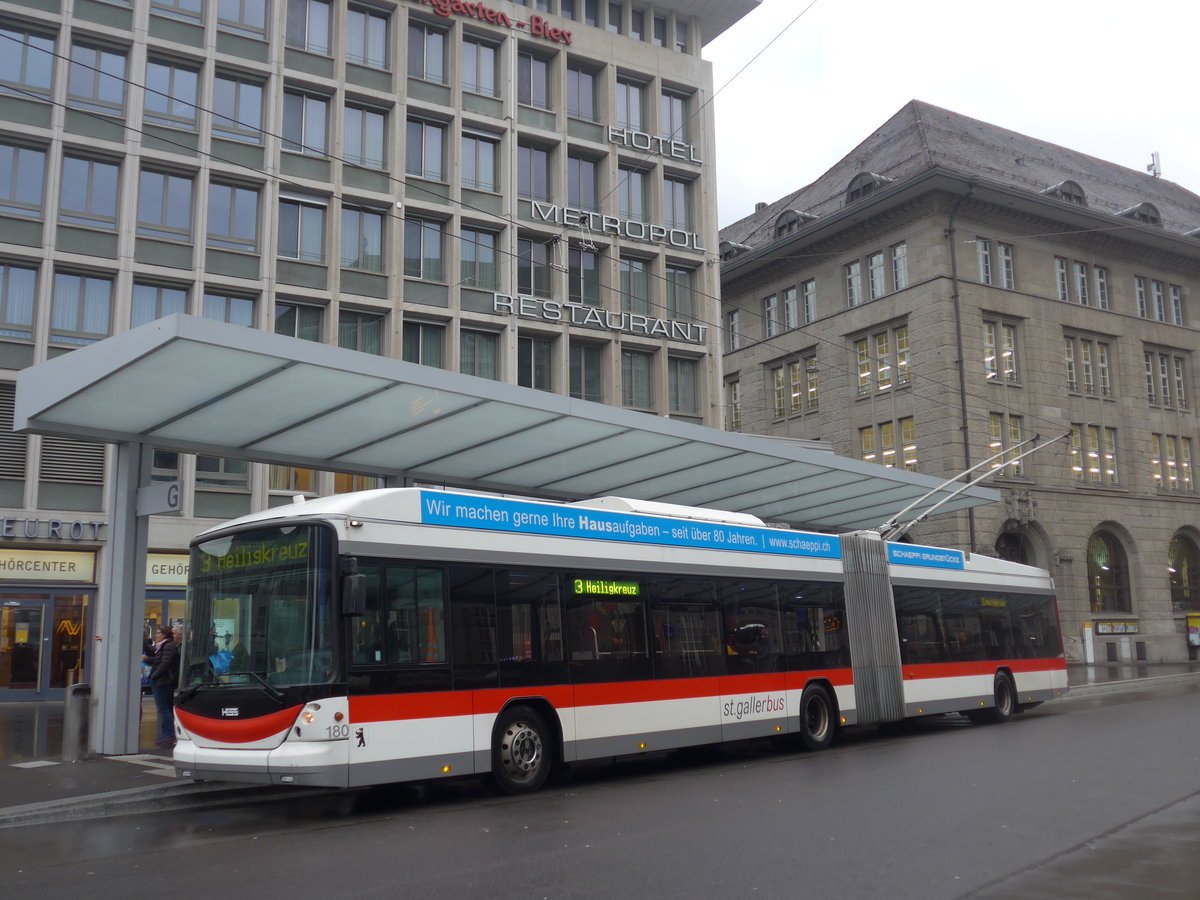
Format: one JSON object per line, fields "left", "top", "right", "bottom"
{"left": 146, "top": 553, "right": 189, "bottom": 587}
{"left": 0, "top": 548, "right": 96, "bottom": 582}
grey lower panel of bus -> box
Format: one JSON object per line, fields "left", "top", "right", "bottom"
{"left": 176, "top": 761, "right": 348, "bottom": 788}
{"left": 842, "top": 532, "right": 905, "bottom": 725}
{"left": 569, "top": 723, "right": 726, "bottom": 761}
{"left": 906, "top": 687, "right": 1061, "bottom": 718}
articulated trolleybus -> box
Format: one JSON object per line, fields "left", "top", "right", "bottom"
{"left": 174, "top": 488, "right": 1067, "bottom": 793}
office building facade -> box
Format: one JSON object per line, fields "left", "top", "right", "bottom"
{"left": 0, "top": 0, "right": 756, "bottom": 698}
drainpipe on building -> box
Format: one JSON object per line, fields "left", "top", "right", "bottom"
{"left": 946, "top": 185, "right": 977, "bottom": 554}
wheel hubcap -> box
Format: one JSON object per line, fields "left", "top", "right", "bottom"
{"left": 501, "top": 721, "right": 543, "bottom": 780}
{"left": 805, "top": 699, "right": 829, "bottom": 739}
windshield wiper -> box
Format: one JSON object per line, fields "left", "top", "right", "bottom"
{"left": 226, "top": 670, "right": 285, "bottom": 702}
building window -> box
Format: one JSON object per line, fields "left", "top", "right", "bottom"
{"left": 1070, "top": 423, "right": 1119, "bottom": 485}
{"left": 1169, "top": 533, "right": 1200, "bottom": 611}
{"left": 403, "top": 320, "right": 444, "bottom": 367}
{"left": 131, "top": 283, "right": 187, "bottom": 328}
{"left": 675, "top": 19, "right": 688, "bottom": 53}
{"left": 463, "top": 38, "right": 498, "bottom": 97}
{"left": 218, "top": 0, "right": 268, "bottom": 38}
{"left": 151, "top": 0, "right": 203, "bottom": 22}
{"left": 517, "top": 237, "right": 553, "bottom": 298}
{"left": 278, "top": 197, "right": 326, "bottom": 263}
{"left": 407, "top": 22, "right": 445, "bottom": 82}
{"left": 868, "top": 251, "right": 886, "bottom": 299}
{"left": 569, "top": 247, "right": 600, "bottom": 306}
{"left": 568, "top": 154, "right": 598, "bottom": 211}
{"left": 620, "top": 257, "right": 650, "bottom": 314}
{"left": 621, "top": 349, "right": 654, "bottom": 409}
{"left": 0, "top": 143, "right": 45, "bottom": 219}
{"left": 1086, "top": 531, "right": 1131, "bottom": 613}
{"left": 0, "top": 263, "right": 36, "bottom": 341}
{"left": 1152, "top": 280, "right": 1167, "bottom": 322}
{"left": 60, "top": 156, "right": 120, "bottom": 230}
{"left": 346, "top": 6, "right": 388, "bottom": 69}
{"left": 616, "top": 78, "right": 645, "bottom": 130}
{"left": 137, "top": 170, "right": 193, "bottom": 241}
{"left": 1094, "top": 266, "right": 1109, "bottom": 310}
{"left": 1144, "top": 350, "right": 1189, "bottom": 409}
{"left": 286, "top": 0, "right": 331, "bottom": 53}
{"left": 773, "top": 356, "right": 818, "bottom": 417}
{"left": 195, "top": 455, "right": 248, "bottom": 490}
{"left": 1152, "top": 434, "right": 1195, "bottom": 493}
{"left": 275, "top": 301, "right": 322, "bottom": 341}
{"left": 663, "top": 176, "right": 690, "bottom": 230}
{"left": 403, "top": 218, "right": 444, "bottom": 281}
{"left": 861, "top": 418, "right": 917, "bottom": 471}
{"left": 607, "top": 2, "right": 622, "bottom": 33}
{"left": 988, "top": 413, "right": 1024, "bottom": 476}
{"left": 213, "top": 75, "right": 263, "bottom": 143}
{"left": 338, "top": 309, "right": 384, "bottom": 354}
{"left": 631, "top": 8, "right": 644, "bottom": 40}
{"left": 282, "top": 90, "right": 328, "bottom": 155}
{"left": 618, "top": 165, "right": 647, "bottom": 222}
{"left": 68, "top": 44, "right": 126, "bottom": 113}
{"left": 995, "top": 242, "right": 1014, "bottom": 290}
{"left": 779, "top": 286, "right": 798, "bottom": 331}
{"left": 1170, "top": 285, "right": 1185, "bottom": 325}
{"left": 844, "top": 260, "right": 861, "bottom": 307}
{"left": 983, "top": 319, "right": 1018, "bottom": 383}
{"left": 269, "top": 464, "right": 317, "bottom": 496}
{"left": 567, "top": 64, "right": 597, "bottom": 121}
{"left": 726, "top": 380, "right": 741, "bottom": 431}
{"left": 1135, "top": 276, "right": 1148, "bottom": 318}
{"left": 762, "top": 294, "right": 779, "bottom": 338}
{"left": 518, "top": 144, "right": 551, "bottom": 202}
{"left": 1065, "top": 334, "right": 1113, "bottom": 397}
{"left": 856, "top": 325, "right": 910, "bottom": 395}
{"left": 460, "top": 330, "right": 499, "bottom": 380}
{"left": 518, "top": 335, "right": 553, "bottom": 391}
{"left": 203, "top": 292, "right": 254, "bottom": 327}
{"left": 570, "top": 342, "right": 603, "bottom": 402}
{"left": 0, "top": 26, "right": 54, "bottom": 97}
{"left": 802, "top": 279, "right": 816, "bottom": 324}
{"left": 51, "top": 272, "right": 112, "bottom": 345}
{"left": 726, "top": 310, "right": 741, "bottom": 351}
{"left": 207, "top": 182, "right": 258, "bottom": 252}
{"left": 975, "top": 238, "right": 992, "bottom": 285}
{"left": 461, "top": 227, "right": 498, "bottom": 291}
{"left": 661, "top": 90, "right": 689, "bottom": 142}
{"left": 517, "top": 52, "right": 550, "bottom": 110}
{"left": 462, "top": 133, "right": 499, "bottom": 192}
{"left": 405, "top": 118, "right": 444, "bottom": 180}
{"left": 144, "top": 59, "right": 199, "bottom": 129}
{"left": 1073, "top": 262, "right": 1090, "bottom": 306}
{"left": 340, "top": 207, "right": 384, "bottom": 272}
{"left": 668, "top": 356, "right": 698, "bottom": 417}
{"left": 653, "top": 14, "right": 666, "bottom": 46}
{"left": 665, "top": 266, "right": 693, "bottom": 320}
{"left": 887, "top": 243, "right": 909, "bottom": 290}
{"left": 1055, "top": 257, "right": 1070, "bottom": 302}
{"left": 344, "top": 105, "right": 386, "bottom": 169}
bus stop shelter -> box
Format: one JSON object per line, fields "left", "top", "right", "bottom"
{"left": 14, "top": 315, "right": 998, "bottom": 754}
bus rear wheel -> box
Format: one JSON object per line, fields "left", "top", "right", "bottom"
{"left": 798, "top": 684, "right": 835, "bottom": 752}
{"left": 966, "top": 673, "right": 1016, "bottom": 725}
{"left": 489, "top": 705, "right": 554, "bottom": 795}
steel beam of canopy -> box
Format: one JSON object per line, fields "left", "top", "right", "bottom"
{"left": 14, "top": 314, "right": 999, "bottom": 532}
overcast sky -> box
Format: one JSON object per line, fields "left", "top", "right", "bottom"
{"left": 705, "top": 0, "right": 1200, "bottom": 228}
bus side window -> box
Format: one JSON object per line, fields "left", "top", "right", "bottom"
{"left": 719, "top": 580, "right": 781, "bottom": 675}
{"left": 352, "top": 564, "right": 387, "bottom": 666}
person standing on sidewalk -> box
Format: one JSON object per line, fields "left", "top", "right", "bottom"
{"left": 149, "top": 625, "right": 181, "bottom": 746}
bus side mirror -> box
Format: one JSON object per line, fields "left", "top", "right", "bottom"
{"left": 342, "top": 573, "right": 366, "bottom": 617}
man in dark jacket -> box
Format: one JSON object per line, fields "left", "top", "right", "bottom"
{"left": 149, "top": 626, "right": 182, "bottom": 746}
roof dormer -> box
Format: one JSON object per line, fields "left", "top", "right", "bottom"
{"left": 1041, "top": 180, "right": 1087, "bottom": 205}
{"left": 1119, "top": 202, "right": 1161, "bottom": 226}
{"left": 846, "top": 172, "right": 893, "bottom": 204}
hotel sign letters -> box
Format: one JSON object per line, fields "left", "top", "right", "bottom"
{"left": 530, "top": 201, "right": 707, "bottom": 252}
{"left": 412, "top": 0, "right": 573, "bottom": 45}
{"left": 493, "top": 294, "right": 709, "bottom": 344}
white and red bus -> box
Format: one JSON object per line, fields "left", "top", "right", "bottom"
{"left": 173, "top": 488, "right": 1067, "bottom": 793}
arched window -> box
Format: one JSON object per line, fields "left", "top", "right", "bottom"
{"left": 1169, "top": 533, "right": 1200, "bottom": 612}
{"left": 846, "top": 172, "right": 893, "bottom": 204}
{"left": 1087, "top": 531, "right": 1131, "bottom": 613}
{"left": 774, "top": 209, "right": 817, "bottom": 237}
{"left": 1040, "top": 180, "right": 1087, "bottom": 205}
{"left": 1118, "top": 202, "right": 1161, "bottom": 226}
{"left": 995, "top": 532, "right": 1030, "bottom": 565}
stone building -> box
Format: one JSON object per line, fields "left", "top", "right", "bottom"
{"left": 0, "top": 0, "right": 756, "bottom": 698}
{"left": 720, "top": 100, "right": 1200, "bottom": 664}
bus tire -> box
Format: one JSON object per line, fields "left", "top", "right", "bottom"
{"left": 966, "top": 673, "right": 1016, "bottom": 725}
{"left": 798, "top": 684, "right": 836, "bottom": 752}
{"left": 489, "top": 705, "right": 554, "bottom": 795}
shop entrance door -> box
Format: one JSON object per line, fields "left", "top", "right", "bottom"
{"left": 0, "top": 592, "right": 91, "bottom": 700}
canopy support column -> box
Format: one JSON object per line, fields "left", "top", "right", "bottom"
{"left": 92, "top": 441, "right": 151, "bottom": 755}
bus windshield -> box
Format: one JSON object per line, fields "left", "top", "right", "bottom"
{"left": 182, "top": 523, "right": 336, "bottom": 689}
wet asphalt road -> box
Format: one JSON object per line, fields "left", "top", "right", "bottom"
{"left": 2, "top": 682, "right": 1199, "bottom": 900}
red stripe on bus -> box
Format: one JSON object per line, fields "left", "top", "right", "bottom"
{"left": 177, "top": 705, "right": 303, "bottom": 743}
{"left": 902, "top": 659, "right": 1067, "bottom": 680}
{"left": 350, "top": 692, "right": 474, "bottom": 722}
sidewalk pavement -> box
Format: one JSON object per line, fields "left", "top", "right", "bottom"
{"left": 2, "top": 663, "right": 1199, "bottom": 827}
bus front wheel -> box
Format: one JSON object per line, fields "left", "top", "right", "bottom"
{"left": 489, "top": 705, "right": 555, "bottom": 795}
{"left": 798, "top": 684, "right": 836, "bottom": 752}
